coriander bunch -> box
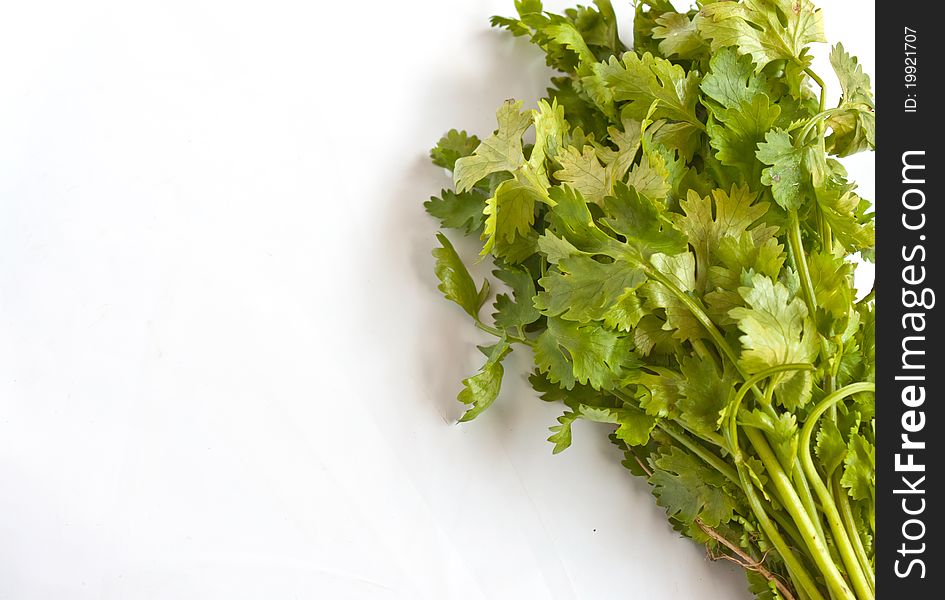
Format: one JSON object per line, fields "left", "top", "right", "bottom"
{"left": 424, "top": 2, "right": 875, "bottom": 599}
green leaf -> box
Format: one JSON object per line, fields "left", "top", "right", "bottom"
{"left": 433, "top": 233, "right": 488, "bottom": 318}
{"left": 672, "top": 185, "right": 771, "bottom": 289}
{"left": 756, "top": 128, "right": 811, "bottom": 211}
{"left": 492, "top": 264, "right": 541, "bottom": 330}
{"left": 597, "top": 117, "right": 642, "bottom": 180}
{"left": 729, "top": 273, "right": 818, "bottom": 409}
{"left": 652, "top": 12, "right": 706, "bottom": 59}
{"left": 602, "top": 182, "right": 687, "bottom": 259}
{"left": 808, "top": 251, "right": 854, "bottom": 326}
{"left": 640, "top": 251, "right": 706, "bottom": 343}
{"left": 553, "top": 145, "right": 610, "bottom": 205}
{"left": 632, "top": 0, "right": 676, "bottom": 56}
{"left": 746, "top": 571, "right": 781, "bottom": 600}
{"left": 576, "top": 1, "right": 623, "bottom": 54}
{"left": 648, "top": 120, "right": 702, "bottom": 163}
{"left": 815, "top": 418, "right": 846, "bottom": 478}
{"left": 704, "top": 225, "right": 786, "bottom": 326}
{"left": 707, "top": 95, "right": 781, "bottom": 176}
{"left": 593, "top": 51, "right": 702, "bottom": 127}
{"left": 549, "top": 402, "right": 655, "bottom": 453}
{"left": 650, "top": 447, "right": 736, "bottom": 527}
{"left": 826, "top": 43, "right": 875, "bottom": 157}
{"left": 431, "top": 129, "right": 482, "bottom": 171}
{"left": 546, "top": 22, "right": 598, "bottom": 66}
{"left": 696, "top": 0, "right": 826, "bottom": 70}
{"left": 677, "top": 355, "right": 733, "bottom": 437}
{"left": 545, "top": 185, "right": 620, "bottom": 255}
{"left": 481, "top": 178, "right": 542, "bottom": 256}
{"left": 700, "top": 47, "right": 771, "bottom": 110}
{"left": 629, "top": 369, "right": 682, "bottom": 417}
{"left": 530, "top": 98, "right": 569, "bottom": 171}
{"left": 840, "top": 432, "right": 874, "bottom": 501}
{"left": 808, "top": 155, "right": 875, "bottom": 253}
{"left": 739, "top": 408, "right": 799, "bottom": 467}
{"left": 458, "top": 341, "right": 511, "bottom": 421}
{"left": 548, "top": 410, "right": 579, "bottom": 453}
{"left": 534, "top": 316, "right": 639, "bottom": 390}
{"left": 537, "top": 230, "right": 581, "bottom": 264}
{"left": 424, "top": 188, "right": 487, "bottom": 234}
{"left": 536, "top": 254, "right": 647, "bottom": 323}
{"left": 625, "top": 150, "right": 672, "bottom": 201}
{"left": 613, "top": 404, "right": 658, "bottom": 447}
{"left": 454, "top": 100, "right": 532, "bottom": 192}
{"left": 603, "top": 288, "right": 648, "bottom": 331}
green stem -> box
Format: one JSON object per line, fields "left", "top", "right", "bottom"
{"left": 732, "top": 439, "right": 827, "bottom": 600}
{"left": 658, "top": 420, "right": 739, "bottom": 485}
{"left": 804, "top": 67, "right": 827, "bottom": 115}
{"left": 793, "top": 460, "right": 827, "bottom": 544}
{"left": 787, "top": 212, "right": 836, "bottom": 393}
{"left": 799, "top": 382, "right": 876, "bottom": 600}
{"left": 745, "top": 428, "right": 856, "bottom": 600}
{"left": 835, "top": 472, "right": 875, "bottom": 594}
{"left": 616, "top": 389, "right": 812, "bottom": 555}
{"left": 728, "top": 364, "right": 815, "bottom": 461}
{"left": 754, "top": 400, "right": 827, "bottom": 545}
{"left": 796, "top": 107, "right": 847, "bottom": 147}
{"left": 646, "top": 268, "right": 741, "bottom": 369}
{"left": 474, "top": 320, "right": 533, "bottom": 347}
{"left": 788, "top": 213, "right": 818, "bottom": 317}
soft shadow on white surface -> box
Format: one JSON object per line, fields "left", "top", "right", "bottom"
{"left": 0, "top": 1, "right": 872, "bottom": 599}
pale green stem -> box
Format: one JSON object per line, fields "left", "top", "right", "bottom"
{"left": 474, "top": 320, "right": 533, "bottom": 347}
{"left": 798, "top": 382, "right": 876, "bottom": 600}
{"left": 834, "top": 472, "right": 874, "bottom": 594}
{"left": 746, "top": 428, "right": 857, "bottom": 600}
{"left": 730, "top": 436, "right": 827, "bottom": 600}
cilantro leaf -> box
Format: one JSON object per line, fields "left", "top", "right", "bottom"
{"left": 433, "top": 233, "right": 489, "bottom": 319}
{"left": 458, "top": 341, "right": 511, "bottom": 421}
{"left": 481, "top": 178, "right": 542, "bottom": 257}
{"left": 431, "top": 129, "right": 482, "bottom": 171}
{"left": 677, "top": 355, "right": 733, "bottom": 437}
{"left": 454, "top": 100, "right": 532, "bottom": 192}
{"left": 492, "top": 264, "right": 542, "bottom": 330}
{"left": 840, "top": 432, "right": 874, "bottom": 502}
{"left": 553, "top": 144, "right": 611, "bottom": 205}
{"left": 815, "top": 418, "right": 847, "bottom": 478}
{"left": 650, "top": 447, "right": 736, "bottom": 527}
{"left": 696, "top": 0, "right": 826, "bottom": 70}
{"left": 602, "top": 182, "right": 687, "bottom": 258}
{"left": 652, "top": 12, "right": 707, "bottom": 60}
{"left": 593, "top": 51, "right": 703, "bottom": 127}
{"left": 534, "top": 316, "right": 639, "bottom": 390}
{"left": 424, "top": 188, "right": 486, "bottom": 234}
{"left": 700, "top": 47, "right": 771, "bottom": 110}
{"left": 826, "top": 43, "right": 875, "bottom": 157}
{"left": 426, "top": 5, "right": 877, "bottom": 597}
{"left": 756, "top": 128, "right": 811, "bottom": 211}
{"left": 641, "top": 251, "right": 707, "bottom": 343}
{"left": 672, "top": 185, "right": 770, "bottom": 290}
{"left": 535, "top": 254, "right": 647, "bottom": 323}
{"left": 707, "top": 95, "right": 781, "bottom": 177}
{"left": 729, "top": 273, "right": 818, "bottom": 409}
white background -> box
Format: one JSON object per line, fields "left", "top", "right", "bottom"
{"left": 0, "top": 1, "right": 873, "bottom": 598}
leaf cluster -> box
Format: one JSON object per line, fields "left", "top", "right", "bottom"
{"left": 425, "top": 2, "right": 875, "bottom": 599}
